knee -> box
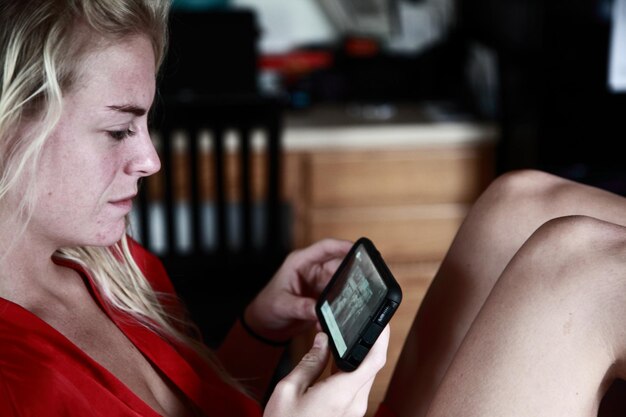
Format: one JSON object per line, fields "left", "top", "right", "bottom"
{"left": 520, "top": 215, "right": 626, "bottom": 288}
{"left": 481, "top": 169, "right": 566, "bottom": 209}
{"left": 527, "top": 216, "right": 626, "bottom": 374}
{"left": 533, "top": 215, "right": 624, "bottom": 250}
{"left": 462, "top": 170, "right": 574, "bottom": 242}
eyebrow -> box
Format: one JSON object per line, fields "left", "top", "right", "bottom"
{"left": 107, "top": 104, "right": 148, "bottom": 116}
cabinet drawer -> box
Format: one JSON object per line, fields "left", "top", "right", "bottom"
{"left": 305, "top": 146, "right": 493, "bottom": 207}
{"left": 306, "top": 204, "right": 467, "bottom": 262}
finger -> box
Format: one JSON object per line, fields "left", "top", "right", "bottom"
{"left": 281, "top": 332, "right": 330, "bottom": 393}
{"left": 316, "top": 328, "right": 389, "bottom": 415}
{"left": 355, "top": 324, "right": 390, "bottom": 376}
{"left": 279, "top": 295, "right": 317, "bottom": 322}
{"left": 323, "top": 257, "right": 344, "bottom": 274}
{"left": 333, "top": 325, "right": 390, "bottom": 386}
{"left": 297, "top": 241, "right": 352, "bottom": 295}
{"left": 291, "top": 239, "right": 353, "bottom": 272}
{"left": 311, "top": 257, "right": 346, "bottom": 294}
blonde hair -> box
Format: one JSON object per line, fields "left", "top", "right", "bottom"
{"left": 0, "top": 0, "right": 238, "bottom": 388}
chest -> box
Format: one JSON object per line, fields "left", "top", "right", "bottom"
{"left": 33, "top": 288, "right": 197, "bottom": 417}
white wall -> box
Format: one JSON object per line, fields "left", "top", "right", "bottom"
{"left": 232, "top": 0, "right": 338, "bottom": 53}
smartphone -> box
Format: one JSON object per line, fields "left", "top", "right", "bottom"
{"left": 316, "top": 237, "right": 402, "bottom": 372}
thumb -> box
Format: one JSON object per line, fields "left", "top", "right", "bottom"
{"left": 283, "top": 332, "right": 330, "bottom": 392}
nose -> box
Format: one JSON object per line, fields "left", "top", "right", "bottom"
{"left": 125, "top": 131, "right": 161, "bottom": 177}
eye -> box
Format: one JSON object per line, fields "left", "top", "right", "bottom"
{"left": 107, "top": 128, "right": 136, "bottom": 141}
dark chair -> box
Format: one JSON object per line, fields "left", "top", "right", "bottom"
{"left": 133, "top": 96, "right": 287, "bottom": 347}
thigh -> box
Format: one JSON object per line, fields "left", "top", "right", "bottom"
{"left": 426, "top": 216, "right": 626, "bottom": 417}
{"left": 384, "top": 171, "right": 626, "bottom": 417}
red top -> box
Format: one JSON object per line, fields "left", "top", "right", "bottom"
{"left": 0, "top": 241, "right": 262, "bottom": 417}
{"left": 0, "top": 241, "right": 398, "bottom": 417}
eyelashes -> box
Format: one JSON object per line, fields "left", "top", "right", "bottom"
{"left": 106, "top": 128, "right": 136, "bottom": 141}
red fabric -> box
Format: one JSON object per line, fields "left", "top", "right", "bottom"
{"left": 0, "top": 240, "right": 262, "bottom": 417}
{"left": 373, "top": 402, "right": 399, "bottom": 417}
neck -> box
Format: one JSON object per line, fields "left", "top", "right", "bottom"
{"left": 0, "top": 224, "right": 66, "bottom": 304}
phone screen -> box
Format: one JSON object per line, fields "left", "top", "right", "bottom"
{"left": 319, "top": 244, "right": 387, "bottom": 358}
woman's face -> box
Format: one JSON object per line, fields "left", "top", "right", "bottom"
{"left": 30, "top": 35, "right": 160, "bottom": 248}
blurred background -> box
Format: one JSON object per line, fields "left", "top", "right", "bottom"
{"left": 164, "top": 0, "right": 626, "bottom": 187}
{"left": 137, "top": 0, "right": 626, "bottom": 411}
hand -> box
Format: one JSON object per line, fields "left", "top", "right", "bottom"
{"left": 264, "top": 326, "right": 390, "bottom": 417}
{"left": 244, "top": 239, "right": 353, "bottom": 343}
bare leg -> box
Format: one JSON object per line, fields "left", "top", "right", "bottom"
{"left": 426, "top": 215, "right": 626, "bottom": 416}
{"left": 384, "top": 170, "right": 626, "bottom": 417}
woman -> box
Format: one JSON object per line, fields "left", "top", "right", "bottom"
{"left": 0, "top": 1, "right": 387, "bottom": 416}
{"left": 2, "top": 1, "right": 626, "bottom": 417}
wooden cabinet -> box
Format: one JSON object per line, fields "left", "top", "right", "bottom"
{"left": 282, "top": 112, "right": 497, "bottom": 415}
{"left": 295, "top": 145, "right": 494, "bottom": 262}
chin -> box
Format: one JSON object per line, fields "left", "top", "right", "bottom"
{"left": 91, "top": 222, "right": 127, "bottom": 247}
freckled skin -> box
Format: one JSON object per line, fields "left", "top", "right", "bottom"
{"left": 30, "top": 35, "right": 161, "bottom": 249}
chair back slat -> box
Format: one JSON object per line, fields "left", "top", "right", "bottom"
{"left": 133, "top": 97, "right": 286, "bottom": 344}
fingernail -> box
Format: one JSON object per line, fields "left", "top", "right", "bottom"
{"left": 313, "top": 332, "right": 326, "bottom": 348}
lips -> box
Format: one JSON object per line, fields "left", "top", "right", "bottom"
{"left": 109, "top": 194, "right": 136, "bottom": 210}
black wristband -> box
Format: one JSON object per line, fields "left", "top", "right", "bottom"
{"left": 239, "top": 314, "right": 291, "bottom": 347}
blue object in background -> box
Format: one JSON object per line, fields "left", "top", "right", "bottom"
{"left": 172, "top": 0, "right": 229, "bottom": 10}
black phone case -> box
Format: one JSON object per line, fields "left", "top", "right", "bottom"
{"left": 315, "top": 237, "right": 402, "bottom": 371}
